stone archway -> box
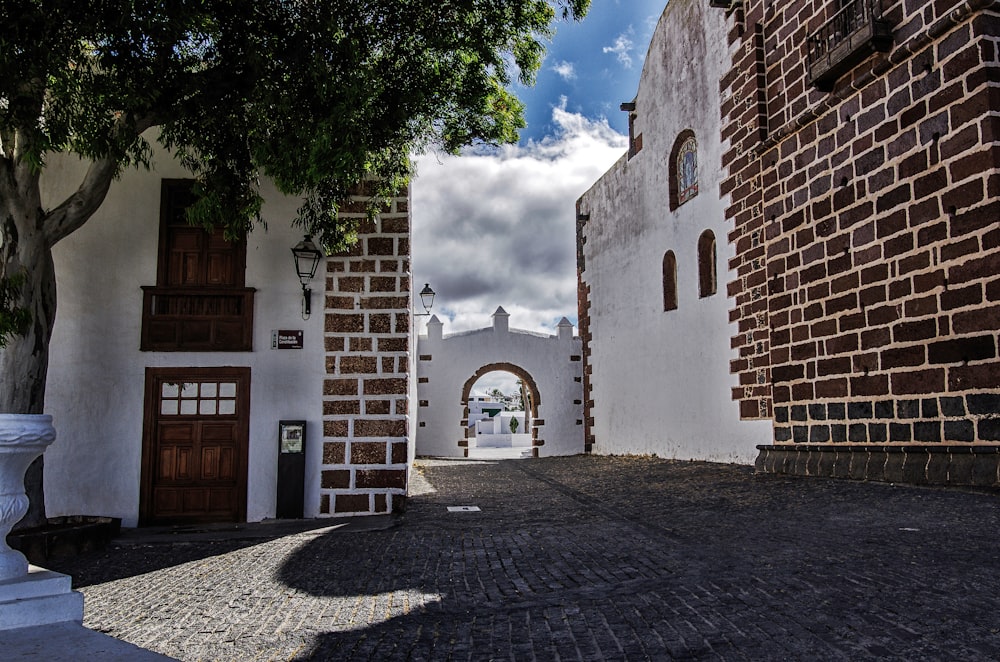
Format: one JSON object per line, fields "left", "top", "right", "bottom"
{"left": 459, "top": 362, "right": 542, "bottom": 458}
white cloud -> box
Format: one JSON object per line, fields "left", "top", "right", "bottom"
{"left": 411, "top": 101, "right": 627, "bottom": 336}
{"left": 603, "top": 31, "right": 635, "bottom": 68}
{"left": 551, "top": 60, "right": 577, "bottom": 81}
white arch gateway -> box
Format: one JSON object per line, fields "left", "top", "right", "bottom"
{"left": 415, "top": 308, "right": 584, "bottom": 458}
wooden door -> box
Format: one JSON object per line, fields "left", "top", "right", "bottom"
{"left": 140, "top": 367, "right": 251, "bottom": 524}
{"left": 159, "top": 179, "right": 246, "bottom": 288}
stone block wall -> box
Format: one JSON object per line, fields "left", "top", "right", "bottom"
{"left": 320, "top": 184, "right": 411, "bottom": 515}
{"left": 720, "top": 0, "right": 1000, "bottom": 483}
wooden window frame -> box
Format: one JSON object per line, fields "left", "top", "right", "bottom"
{"left": 141, "top": 180, "right": 255, "bottom": 351}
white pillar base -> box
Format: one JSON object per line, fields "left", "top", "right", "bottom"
{"left": 0, "top": 565, "right": 83, "bottom": 630}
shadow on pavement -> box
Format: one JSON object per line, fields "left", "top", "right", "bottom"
{"left": 47, "top": 518, "right": 390, "bottom": 588}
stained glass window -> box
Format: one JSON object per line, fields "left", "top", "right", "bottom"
{"left": 677, "top": 136, "right": 698, "bottom": 205}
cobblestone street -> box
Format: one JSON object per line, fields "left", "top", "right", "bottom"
{"left": 50, "top": 456, "right": 1000, "bottom": 660}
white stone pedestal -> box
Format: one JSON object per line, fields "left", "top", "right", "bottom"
{"left": 0, "top": 565, "right": 83, "bottom": 630}
{"left": 0, "top": 414, "right": 84, "bottom": 630}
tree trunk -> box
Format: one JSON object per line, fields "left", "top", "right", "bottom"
{"left": 1, "top": 194, "right": 57, "bottom": 530}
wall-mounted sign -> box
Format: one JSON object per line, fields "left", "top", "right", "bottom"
{"left": 272, "top": 330, "right": 304, "bottom": 349}
{"left": 279, "top": 420, "right": 306, "bottom": 454}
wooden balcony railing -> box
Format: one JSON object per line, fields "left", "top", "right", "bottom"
{"left": 141, "top": 286, "right": 255, "bottom": 351}
{"left": 807, "top": 0, "right": 892, "bottom": 90}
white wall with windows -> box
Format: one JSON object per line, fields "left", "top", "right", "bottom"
{"left": 576, "top": 0, "right": 771, "bottom": 463}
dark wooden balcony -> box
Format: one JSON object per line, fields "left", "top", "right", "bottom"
{"left": 141, "top": 286, "right": 256, "bottom": 352}
{"left": 807, "top": 0, "right": 892, "bottom": 91}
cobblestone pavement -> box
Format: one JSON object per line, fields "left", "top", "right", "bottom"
{"left": 49, "top": 456, "right": 1000, "bottom": 661}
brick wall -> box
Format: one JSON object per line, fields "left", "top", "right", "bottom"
{"left": 320, "top": 183, "right": 411, "bottom": 515}
{"left": 721, "top": 0, "right": 1000, "bottom": 484}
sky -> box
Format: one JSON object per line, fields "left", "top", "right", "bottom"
{"left": 411, "top": 0, "right": 668, "bottom": 395}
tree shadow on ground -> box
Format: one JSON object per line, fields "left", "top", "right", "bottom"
{"left": 46, "top": 520, "right": 349, "bottom": 588}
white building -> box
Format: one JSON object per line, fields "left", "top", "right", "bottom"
{"left": 416, "top": 308, "right": 583, "bottom": 458}
{"left": 575, "top": 0, "right": 772, "bottom": 463}
{"left": 40, "top": 143, "right": 414, "bottom": 527}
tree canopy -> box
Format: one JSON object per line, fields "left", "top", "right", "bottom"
{"left": 0, "top": 0, "right": 589, "bottom": 252}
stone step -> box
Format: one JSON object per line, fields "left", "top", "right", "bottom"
{"left": 0, "top": 566, "right": 84, "bottom": 631}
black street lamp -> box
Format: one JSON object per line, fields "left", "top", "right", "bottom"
{"left": 415, "top": 283, "right": 436, "bottom": 316}
{"left": 291, "top": 235, "right": 323, "bottom": 319}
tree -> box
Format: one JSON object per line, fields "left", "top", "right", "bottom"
{"left": 520, "top": 379, "right": 531, "bottom": 432}
{"left": 0, "top": 0, "right": 589, "bottom": 526}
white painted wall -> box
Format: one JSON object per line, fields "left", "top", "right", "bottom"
{"left": 577, "top": 0, "right": 771, "bottom": 463}
{"left": 474, "top": 411, "right": 527, "bottom": 438}
{"left": 41, "top": 142, "right": 326, "bottom": 526}
{"left": 416, "top": 311, "right": 583, "bottom": 457}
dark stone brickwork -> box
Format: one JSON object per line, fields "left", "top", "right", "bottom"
{"left": 757, "top": 444, "right": 1000, "bottom": 487}
{"left": 719, "top": 0, "right": 1000, "bottom": 483}
{"left": 320, "top": 184, "right": 411, "bottom": 515}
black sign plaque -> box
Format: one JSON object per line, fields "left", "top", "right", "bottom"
{"left": 274, "top": 330, "right": 304, "bottom": 349}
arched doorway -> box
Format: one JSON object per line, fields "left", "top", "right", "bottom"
{"left": 459, "top": 363, "right": 542, "bottom": 458}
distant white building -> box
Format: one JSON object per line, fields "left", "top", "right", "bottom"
{"left": 416, "top": 307, "right": 583, "bottom": 457}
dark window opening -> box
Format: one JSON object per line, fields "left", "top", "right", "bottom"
{"left": 663, "top": 251, "right": 678, "bottom": 312}
{"left": 698, "top": 230, "right": 717, "bottom": 298}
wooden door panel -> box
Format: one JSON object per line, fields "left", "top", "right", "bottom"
{"left": 208, "top": 489, "right": 235, "bottom": 513}
{"left": 182, "top": 489, "right": 206, "bottom": 513}
{"left": 157, "top": 447, "right": 177, "bottom": 480}
{"left": 141, "top": 368, "right": 250, "bottom": 524}
{"left": 206, "top": 253, "right": 234, "bottom": 285}
{"left": 201, "top": 447, "right": 219, "bottom": 480}
{"left": 175, "top": 447, "right": 192, "bottom": 480}
{"left": 202, "top": 423, "right": 236, "bottom": 441}
{"left": 154, "top": 489, "right": 180, "bottom": 514}
{"left": 157, "top": 445, "right": 193, "bottom": 481}
{"left": 159, "top": 423, "right": 195, "bottom": 441}
{"left": 218, "top": 447, "right": 235, "bottom": 481}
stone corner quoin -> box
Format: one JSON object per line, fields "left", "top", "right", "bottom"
{"left": 321, "top": 185, "right": 412, "bottom": 516}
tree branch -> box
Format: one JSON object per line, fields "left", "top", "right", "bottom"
{"left": 41, "top": 156, "right": 118, "bottom": 247}
{"left": 0, "top": 157, "right": 13, "bottom": 204}
{"left": 41, "top": 116, "right": 158, "bottom": 248}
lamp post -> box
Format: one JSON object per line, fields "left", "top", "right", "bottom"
{"left": 291, "top": 235, "right": 323, "bottom": 320}
{"left": 415, "top": 283, "right": 435, "bottom": 316}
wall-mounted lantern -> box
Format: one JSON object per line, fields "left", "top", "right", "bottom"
{"left": 291, "top": 235, "right": 323, "bottom": 319}
{"left": 415, "top": 283, "right": 436, "bottom": 316}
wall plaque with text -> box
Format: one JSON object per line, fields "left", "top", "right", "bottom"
{"left": 272, "top": 330, "right": 304, "bottom": 349}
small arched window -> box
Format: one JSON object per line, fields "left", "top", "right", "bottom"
{"left": 669, "top": 130, "right": 698, "bottom": 210}
{"left": 698, "top": 230, "right": 717, "bottom": 298}
{"left": 662, "top": 251, "right": 678, "bottom": 312}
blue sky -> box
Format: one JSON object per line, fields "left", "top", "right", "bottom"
{"left": 516, "top": 0, "right": 668, "bottom": 143}
{"left": 412, "top": 0, "right": 669, "bottom": 396}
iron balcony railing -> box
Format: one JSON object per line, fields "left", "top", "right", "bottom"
{"left": 807, "top": 0, "right": 892, "bottom": 90}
